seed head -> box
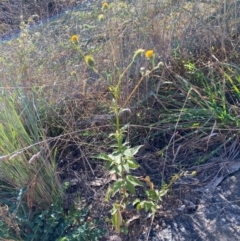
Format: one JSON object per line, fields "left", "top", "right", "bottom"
{"left": 133, "top": 48, "right": 145, "bottom": 61}
{"left": 71, "top": 71, "right": 77, "bottom": 77}
{"left": 98, "top": 14, "right": 105, "bottom": 21}
{"left": 85, "top": 55, "right": 95, "bottom": 68}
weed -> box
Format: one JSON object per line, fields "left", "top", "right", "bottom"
{"left": 95, "top": 49, "right": 172, "bottom": 233}
{"left": 0, "top": 202, "right": 105, "bottom": 241}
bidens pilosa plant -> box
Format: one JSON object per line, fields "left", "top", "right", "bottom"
{"left": 95, "top": 49, "right": 170, "bottom": 233}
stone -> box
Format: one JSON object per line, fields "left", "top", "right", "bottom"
{"left": 139, "top": 171, "right": 240, "bottom": 241}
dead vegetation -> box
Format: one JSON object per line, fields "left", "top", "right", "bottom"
{"left": 0, "top": 0, "right": 240, "bottom": 240}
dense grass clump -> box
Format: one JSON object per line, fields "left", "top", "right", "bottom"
{"left": 0, "top": 0, "right": 240, "bottom": 239}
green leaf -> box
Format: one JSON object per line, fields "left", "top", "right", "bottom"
{"left": 124, "top": 145, "right": 143, "bottom": 157}
{"left": 132, "top": 198, "right": 141, "bottom": 206}
{"left": 109, "top": 153, "right": 122, "bottom": 165}
{"left": 136, "top": 203, "right": 143, "bottom": 211}
{"left": 121, "top": 144, "right": 129, "bottom": 151}
{"left": 121, "top": 123, "right": 130, "bottom": 131}
{"left": 122, "top": 141, "right": 130, "bottom": 147}
{"left": 105, "top": 161, "right": 112, "bottom": 170}
{"left": 126, "top": 175, "right": 142, "bottom": 187}
{"left": 126, "top": 158, "right": 139, "bottom": 169}
{"left": 93, "top": 153, "right": 113, "bottom": 162}
{"left": 158, "top": 188, "right": 168, "bottom": 198}
{"left": 110, "top": 144, "right": 119, "bottom": 148}
{"left": 106, "top": 187, "right": 113, "bottom": 201}
{"left": 151, "top": 205, "right": 159, "bottom": 213}
{"left": 126, "top": 178, "right": 136, "bottom": 194}
{"left": 111, "top": 179, "right": 124, "bottom": 197}
{"left": 111, "top": 203, "right": 120, "bottom": 215}
{"left": 109, "top": 86, "right": 115, "bottom": 92}
{"left": 109, "top": 133, "right": 117, "bottom": 138}
{"left": 143, "top": 201, "right": 155, "bottom": 212}
{"left": 146, "top": 189, "right": 158, "bottom": 200}
{"left": 115, "top": 164, "right": 123, "bottom": 175}
{"left": 112, "top": 149, "right": 121, "bottom": 155}
{"left": 112, "top": 209, "right": 122, "bottom": 233}
{"left": 123, "top": 163, "right": 130, "bottom": 173}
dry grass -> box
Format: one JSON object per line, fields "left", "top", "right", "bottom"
{"left": 0, "top": 0, "right": 240, "bottom": 239}
{"left": 0, "top": 0, "right": 239, "bottom": 197}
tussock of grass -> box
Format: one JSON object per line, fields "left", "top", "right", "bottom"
{"left": 0, "top": 88, "right": 63, "bottom": 207}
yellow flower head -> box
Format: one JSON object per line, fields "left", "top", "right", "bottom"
{"left": 85, "top": 55, "right": 95, "bottom": 68}
{"left": 98, "top": 14, "right": 105, "bottom": 21}
{"left": 145, "top": 50, "right": 154, "bottom": 59}
{"left": 102, "top": 2, "right": 109, "bottom": 10}
{"left": 71, "top": 35, "right": 79, "bottom": 43}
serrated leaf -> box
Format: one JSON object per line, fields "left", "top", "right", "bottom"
{"left": 123, "top": 163, "right": 130, "bottom": 173}
{"left": 111, "top": 179, "right": 124, "bottom": 197}
{"left": 126, "top": 178, "right": 136, "bottom": 194}
{"left": 112, "top": 149, "right": 121, "bottom": 155}
{"left": 94, "top": 153, "right": 113, "bottom": 162}
{"left": 105, "top": 161, "right": 112, "bottom": 170}
{"left": 126, "top": 175, "right": 142, "bottom": 187}
{"left": 122, "top": 141, "right": 130, "bottom": 147}
{"left": 109, "top": 153, "right": 121, "bottom": 164}
{"left": 115, "top": 164, "right": 123, "bottom": 175}
{"left": 127, "top": 158, "right": 140, "bottom": 169}
{"left": 124, "top": 145, "right": 143, "bottom": 157}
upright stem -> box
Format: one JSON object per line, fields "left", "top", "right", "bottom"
{"left": 114, "top": 80, "right": 128, "bottom": 199}
{"left": 112, "top": 60, "right": 136, "bottom": 200}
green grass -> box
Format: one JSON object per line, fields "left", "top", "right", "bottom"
{"left": 0, "top": 0, "right": 240, "bottom": 239}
